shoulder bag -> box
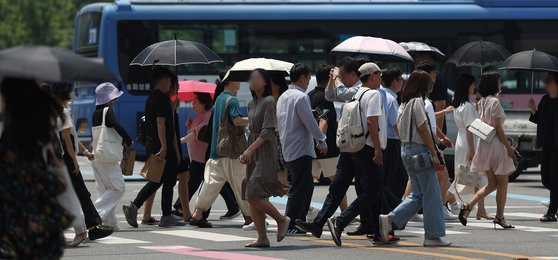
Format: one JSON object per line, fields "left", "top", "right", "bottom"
{"left": 216, "top": 96, "right": 248, "bottom": 158}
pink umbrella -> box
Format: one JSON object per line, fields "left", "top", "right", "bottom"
{"left": 178, "top": 80, "right": 216, "bottom": 101}
{"left": 331, "top": 36, "right": 413, "bottom": 62}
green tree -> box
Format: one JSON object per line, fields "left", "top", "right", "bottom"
{"left": 0, "top": 0, "right": 108, "bottom": 50}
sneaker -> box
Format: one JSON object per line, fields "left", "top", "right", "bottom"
{"left": 423, "top": 237, "right": 452, "bottom": 247}
{"left": 141, "top": 217, "right": 160, "bottom": 225}
{"left": 410, "top": 214, "right": 423, "bottom": 222}
{"left": 242, "top": 221, "right": 268, "bottom": 231}
{"left": 295, "top": 219, "right": 323, "bottom": 238}
{"left": 444, "top": 207, "right": 459, "bottom": 221}
{"left": 159, "top": 216, "right": 186, "bottom": 227}
{"left": 88, "top": 226, "right": 114, "bottom": 241}
{"left": 172, "top": 209, "right": 183, "bottom": 218}
{"left": 306, "top": 206, "right": 319, "bottom": 221}
{"left": 220, "top": 209, "right": 241, "bottom": 220}
{"left": 378, "top": 215, "right": 392, "bottom": 242}
{"left": 541, "top": 200, "right": 550, "bottom": 208}
{"left": 326, "top": 217, "right": 343, "bottom": 246}
{"left": 286, "top": 227, "right": 307, "bottom": 236}
{"left": 122, "top": 202, "right": 138, "bottom": 228}
{"left": 447, "top": 202, "right": 462, "bottom": 215}
{"left": 189, "top": 218, "right": 213, "bottom": 228}
{"left": 371, "top": 234, "right": 400, "bottom": 245}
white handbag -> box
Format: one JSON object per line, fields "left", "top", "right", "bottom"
{"left": 467, "top": 98, "right": 496, "bottom": 143}
{"left": 455, "top": 161, "right": 484, "bottom": 187}
{"left": 92, "top": 107, "right": 123, "bottom": 162}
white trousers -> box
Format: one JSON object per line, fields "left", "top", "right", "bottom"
{"left": 56, "top": 167, "right": 87, "bottom": 234}
{"left": 91, "top": 160, "right": 125, "bottom": 227}
{"left": 195, "top": 158, "right": 250, "bottom": 216}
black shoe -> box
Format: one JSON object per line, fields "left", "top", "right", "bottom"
{"left": 220, "top": 209, "right": 241, "bottom": 220}
{"left": 88, "top": 226, "right": 113, "bottom": 241}
{"left": 286, "top": 227, "right": 307, "bottom": 236}
{"left": 327, "top": 217, "right": 343, "bottom": 246}
{"left": 159, "top": 216, "right": 186, "bottom": 227}
{"left": 190, "top": 218, "right": 213, "bottom": 228}
{"left": 172, "top": 209, "right": 183, "bottom": 218}
{"left": 295, "top": 219, "right": 323, "bottom": 238}
{"left": 346, "top": 225, "right": 371, "bottom": 236}
{"left": 122, "top": 201, "right": 138, "bottom": 228}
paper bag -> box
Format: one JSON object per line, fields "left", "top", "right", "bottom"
{"left": 120, "top": 148, "right": 136, "bottom": 176}
{"left": 140, "top": 155, "right": 166, "bottom": 183}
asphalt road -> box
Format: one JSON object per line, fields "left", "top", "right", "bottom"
{"left": 65, "top": 157, "right": 557, "bottom": 260}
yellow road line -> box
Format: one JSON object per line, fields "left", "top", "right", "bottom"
{"left": 395, "top": 241, "right": 540, "bottom": 259}
{"left": 297, "top": 237, "right": 480, "bottom": 260}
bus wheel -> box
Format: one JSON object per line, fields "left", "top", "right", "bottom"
{"left": 508, "top": 159, "right": 526, "bottom": 182}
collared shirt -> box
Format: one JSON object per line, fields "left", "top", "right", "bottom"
{"left": 325, "top": 81, "right": 362, "bottom": 102}
{"left": 277, "top": 85, "right": 327, "bottom": 162}
{"left": 381, "top": 86, "right": 400, "bottom": 140}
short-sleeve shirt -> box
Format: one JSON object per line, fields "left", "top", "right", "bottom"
{"left": 210, "top": 92, "right": 241, "bottom": 159}
{"left": 58, "top": 107, "right": 79, "bottom": 156}
{"left": 398, "top": 97, "right": 430, "bottom": 144}
{"left": 145, "top": 89, "right": 175, "bottom": 158}
{"left": 308, "top": 87, "right": 339, "bottom": 159}
{"left": 425, "top": 98, "right": 437, "bottom": 134}
{"left": 429, "top": 74, "right": 448, "bottom": 133}
{"left": 478, "top": 96, "right": 505, "bottom": 127}
{"left": 382, "top": 87, "right": 400, "bottom": 140}
{"left": 355, "top": 87, "right": 387, "bottom": 149}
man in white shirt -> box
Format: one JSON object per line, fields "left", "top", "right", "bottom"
{"left": 277, "top": 63, "right": 327, "bottom": 235}
{"left": 327, "top": 62, "right": 390, "bottom": 246}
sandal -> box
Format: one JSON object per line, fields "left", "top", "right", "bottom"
{"left": 540, "top": 214, "right": 557, "bottom": 222}
{"left": 245, "top": 240, "right": 270, "bottom": 248}
{"left": 141, "top": 217, "right": 160, "bottom": 225}
{"left": 493, "top": 216, "right": 514, "bottom": 229}
{"left": 458, "top": 204, "right": 472, "bottom": 226}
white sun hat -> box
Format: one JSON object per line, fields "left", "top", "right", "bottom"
{"left": 95, "top": 82, "right": 123, "bottom": 105}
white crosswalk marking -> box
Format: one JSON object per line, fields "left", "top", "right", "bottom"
{"left": 505, "top": 212, "right": 543, "bottom": 219}
{"left": 151, "top": 230, "right": 253, "bottom": 242}
{"left": 448, "top": 222, "right": 558, "bottom": 232}
{"left": 64, "top": 233, "right": 150, "bottom": 244}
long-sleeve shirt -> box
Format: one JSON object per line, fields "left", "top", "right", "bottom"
{"left": 325, "top": 81, "right": 362, "bottom": 102}
{"left": 529, "top": 94, "right": 558, "bottom": 148}
{"left": 277, "top": 85, "right": 327, "bottom": 162}
{"left": 92, "top": 105, "right": 133, "bottom": 146}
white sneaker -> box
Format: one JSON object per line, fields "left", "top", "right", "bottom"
{"left": 447, "top": 202, "right": 462, "bottom": 215}
{"left": 424, "top": 237, "right": 452, "bottom": 247}
{"left": 410, "top": 214, "right": 423, "bottom": 222}
{"left": 541, "top": 200, "right": 550, "bottom": 208}
{"left": 444, "top": 207, "right": 459, "bottom": 221}
{"left": 378, "top": 215, "right": 392, "bottom": 242}
{"left": 242, "top": 221, "right": 268, "bottom": 231}
{"left": 307, "top": 207, "right": 319, "bottom": 222}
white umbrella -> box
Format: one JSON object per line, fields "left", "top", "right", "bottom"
{"left": 331, "top": 36, "right": 413, "bottom": 62}
{"left": 223, "top": 58, "right": 294, "bottom": 82}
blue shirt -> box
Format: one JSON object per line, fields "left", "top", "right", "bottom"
{"left": 277, "top": 85, "right": 327, "bottom": 162}
{"left": 382, "top": 86, "right": 400, "bottom": 140}
{"left": 210, "top": 92, "right": 241, "bottom": 159}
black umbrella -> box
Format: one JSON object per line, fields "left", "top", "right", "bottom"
{"left": 499, "top": 49, "right": 558, "bottom": 94}
{"left": 0, "top": 45, "right": 118, "bottom": 83}
{"left": 447, "top": 41, "right": 510, "bottom": 71}
{"left": 130, "top": 40, "right": 223, "bottom": 66}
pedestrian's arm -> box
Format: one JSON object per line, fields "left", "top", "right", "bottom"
{"left": 417, "top": 122, "right": 439, "bottom": 163}
{"left": 297, "top": 97, "right": 326, "bottom": 143}
{"left": 319, "top": 118, "right": 328, "bottom": 134}
{"left": 393, "top": 124, "right": 400, "bottom": 139}
{"left": 233, "top": 116, "right": 249, "bottom": 126}
{"left": 156, "top": 117, "right": 167, "bottom": 151}
{"left": 434, "top": 100, "right": 446, "bottom": 130}
{"left": 60, "top": 129, "right": 77, "bottom": 160}
{"left": 367, "top": 116, "right": 382, "bottom": 150}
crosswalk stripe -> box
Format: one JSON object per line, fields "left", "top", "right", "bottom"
{"left": 448, "top": 222, "right": 558, "bottom": 232}
{"left": 140, "top": 245, "right": 286, "bottom": 260}
{"left": 505, "top": 212, "right": 544, "bottom": 219}
{"left": 151, "top": 230, "right": 253, "bottom": 242}
{"left": 64, "top": 233, "right": 150, "bottom": 244}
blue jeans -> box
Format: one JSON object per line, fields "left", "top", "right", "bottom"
{"left": 388, "top": 142, "right": 446, "bottom": 239}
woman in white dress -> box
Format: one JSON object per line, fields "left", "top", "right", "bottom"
{"left": 450, "top": 74, "right": 492, "bottom": 220}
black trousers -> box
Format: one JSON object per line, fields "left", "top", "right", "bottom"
{"left": 172, "top": 161, "right": 239, "bottom": 219}
{"left": 336, "top": 146, "right": 384, "bottom": 235}
{"left": 133, "top": 155, "right": 178, "bottom": 216}
{"left": 384, "top": 138, "right": 407, "bottom": 208}
{"left": 63, "top": 154, "right": 102, "bottom": 229}
{"left": 285, "top": 155, "right": 314, "bottom": 228}
{"left": 313, "top": 152, "right": 369, "bottom": 228}
{"left": 541, "top": 147, "right": 558, "bottom": 215}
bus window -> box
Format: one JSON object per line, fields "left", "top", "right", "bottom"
{"left": 76, "top": 12, "right": 101, "bottom": 57}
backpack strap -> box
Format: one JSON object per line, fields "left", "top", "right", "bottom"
{"left": 356, "top": 89, "right": 372, "bottom": 138}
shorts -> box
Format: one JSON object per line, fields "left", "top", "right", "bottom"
{"left": 312, "top": 157, "right": 339, "bottom": 179}
{"left": 177, "top": 157, "right": 190, "bottom": 173}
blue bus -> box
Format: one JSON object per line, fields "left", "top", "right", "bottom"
{"left": 73, "top": 0, "right": 558, "bottom": 165}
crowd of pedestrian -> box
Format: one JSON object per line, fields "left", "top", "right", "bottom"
{"left": 4, "top": 51, "right": 558, "bottom": 257}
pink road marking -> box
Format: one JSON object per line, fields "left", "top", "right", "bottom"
{"left": 141, "top": 245, "right": 286, "bottom": 260}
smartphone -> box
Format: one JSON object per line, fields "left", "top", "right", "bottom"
{"left": 316, "top": 109, "right": 330, "bottom": 119}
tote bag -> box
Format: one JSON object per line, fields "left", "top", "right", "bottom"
{"left": 92, "top": 107, "right": 123, "bottom": 162}
{"left": 216, "top": 97, "right": 248, "bottom": 158}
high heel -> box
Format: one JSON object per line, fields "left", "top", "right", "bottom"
{"left": 493, "top": 216, "right": 514, "bottom": 229}
{"left": 458, "top": 204, "right": 472, "bottom": 226}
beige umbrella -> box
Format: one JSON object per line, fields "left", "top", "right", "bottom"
{"left": 223, "top": 58, "right": 294, "bottom": 82}
{"left": 331, "top": 36, "right": 413, "bottom": 62}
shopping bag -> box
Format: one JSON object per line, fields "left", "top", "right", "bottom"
{"left": 120, "top": 148, "right": 136, "bottom": 176}
{"left": 140, "top": 155, "right": 166, "bottom": 183}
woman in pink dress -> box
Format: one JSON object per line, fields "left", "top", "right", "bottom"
{"left": 458, "top": 73, "right": 518, "bottom": 229}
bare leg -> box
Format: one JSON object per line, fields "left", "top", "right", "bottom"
{"left": 403, "top": 179, "right": 412, "bottom": 199}
{"left": 248, "top": 203, "right": 270, "bottom": 244}
{"left": 494, "top": 175, "right": 509, "bottom": 220}
{"left": 463, "top": 170, "right": 497, "bottom": 219}
{"left": 436, "top": 167, "right": 451, "bottom": 205}
{"left": 475, "top": 187, "right": 492, "bottom": 219}
{"left": 178, "top": 171, "right": 192, "bottom": 221}
{"left": 142, "top": 192, "right": 156, "bottom": 222}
